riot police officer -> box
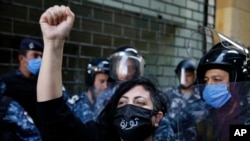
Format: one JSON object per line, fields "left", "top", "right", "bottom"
{"left": 156, "top": 59, "right": 208, "bottom": 141}
{"left": 67, "top": 57, "right": 111, "bottom": 123}
{"left": 196, "top": 30, "right": 250, "bottom": 141}
{"left": 109, "top": 45, "right": 145, "bottom": 83}
{"left": 97, "top": 45, "right": 146, "bottom": 106}
{"left": 0, "top": 38, "right": 43, "bottom": 131}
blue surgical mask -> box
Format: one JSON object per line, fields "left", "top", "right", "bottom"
{"left": 203, "top": 83, "right": 231, "bottom": 108}
{"left": 27, "top": 58, "right": 42, "bottom": 75}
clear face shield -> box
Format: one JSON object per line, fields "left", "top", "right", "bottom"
{"left": 109, "top": 52, "right": 145, "bottom": 82}
{"left": 179, "top": 68, "right": 197, "bottom": 88}
{"left": 187, "top": 27, "right": 250, "bottom": 82}
{"left": 187, "top": 27, "right": 249, "bottom": 61}
{"left": 180, "top": 68, "right": 186, "bottom": 85}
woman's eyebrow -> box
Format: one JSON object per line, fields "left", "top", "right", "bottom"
{"left": 134, "top": 96, "right": 146, "bottom": 100}
{"left": 120, "top": 95, "right": 129, "bottom": 99}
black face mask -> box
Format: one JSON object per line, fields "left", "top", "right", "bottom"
{"left": 113, "top": 104, "right": 156, "bottom": 141}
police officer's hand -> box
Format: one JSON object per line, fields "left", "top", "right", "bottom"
{"left": 39, "top": 5, "right": 75, "bottom": 41}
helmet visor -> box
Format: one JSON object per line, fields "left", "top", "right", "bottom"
{"left": 109, "top": 52, "right": 145, "bottom": 82}
{"left": 187, "top": 27, "right": 249, "bottom": 57}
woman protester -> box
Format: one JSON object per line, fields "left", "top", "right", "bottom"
{"left": 37, "top": 5, "right": 170, "bottom": 141}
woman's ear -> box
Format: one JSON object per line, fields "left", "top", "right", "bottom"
{"left": 154, "top": 111, "right": 163, "bottom": 127}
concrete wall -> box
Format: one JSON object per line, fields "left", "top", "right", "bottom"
{"left": 216, "top": 0, "right": 250, "bottom": 47}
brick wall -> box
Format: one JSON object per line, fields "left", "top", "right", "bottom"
{"left": 0, "top": 0, "right": 215, "bottom": 95}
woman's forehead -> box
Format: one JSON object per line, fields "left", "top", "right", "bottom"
{"left": 122, "top": 85, "right": 150, "bottom": 98}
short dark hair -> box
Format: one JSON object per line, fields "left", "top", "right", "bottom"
{"left": 18, "top": 49, "right": 28, "bottom": 56}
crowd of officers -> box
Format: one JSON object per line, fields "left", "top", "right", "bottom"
{"left": 1, "top": 5, "right": 250, "bottom": 141}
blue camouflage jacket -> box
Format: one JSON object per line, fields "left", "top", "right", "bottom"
{"left": 67, "top": 92, "right": 95, "bottom": 123}
{"left": 154, "top": 116, "right": 175, "bottom": 141}
{"left": 156, "top": 86, "right": 208, "bottom": 141}
{"left": 67, "top": 87, "right": 114, "bottom": 123}
{"left": 0, "top": 81, "right": 41, "bottom": 141}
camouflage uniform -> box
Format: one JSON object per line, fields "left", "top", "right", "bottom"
{"left": 62, "top": 85, "right": 70, "bottom": 102}
{"left": 0, "top": 81, "right": 41, "bottom": 141}
{"left": 67, "top": 92, "right": 94, "bottom": 123}
{"left": 93, "top": 85, "right": 116, "bottom": 118}
{"left": 67, "top": 84, "right": 115, "bottom": 123}
{"left": 154, "top": 116, "right": 175, "bottom": 141}
{"left": 156, "top": 86, "right": 208, "bottom": 141}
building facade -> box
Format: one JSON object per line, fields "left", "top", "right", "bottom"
{"left": 0, "top": 0, "right": 216, "bottom": 94}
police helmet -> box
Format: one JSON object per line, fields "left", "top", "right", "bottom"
{"left": 85, "top": 57, "right": 109, "bottom": 87}
{"left": 175, "top": 59, "right": 196, "bottom": 75}
{"left": 197, "top": 41, "right": 249, "bottom": 84}
{"left": 175, "top": 59, "right": 197, "bottom": 86}
{"left": 108, "top": 45, "right": 145, "bottom": 82}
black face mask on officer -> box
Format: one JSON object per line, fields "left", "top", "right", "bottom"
{"left": 113, "top": 104, "right": 157, "bottom": 141}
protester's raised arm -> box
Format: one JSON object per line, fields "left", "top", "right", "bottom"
{"left": 37, "top": 5, "right": 75, "bottom": 102}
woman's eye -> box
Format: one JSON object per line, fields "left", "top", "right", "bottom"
{"left": 117, "top": 101, "right": 124, "bottom": 105}
{"left": 117, "top": 100, "right": 127, "bottom": 107}
{"left": 135, "top": 101, "right": 145, "bottom": 106}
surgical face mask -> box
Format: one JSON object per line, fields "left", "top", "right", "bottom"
{"left": 202, "top": 83, "right": 231, "bottom": 108}
{"left": 27, "top": 58, "right": 42, "bottom": 75}
{"left": 113, "top": 104, "right": 156, "bottom": 141}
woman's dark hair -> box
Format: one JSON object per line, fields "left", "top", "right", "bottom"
{"left": 96, "top": 76, "right": 169, "bottom": 127}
